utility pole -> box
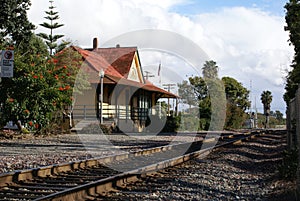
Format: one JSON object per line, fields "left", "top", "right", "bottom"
{"left": 144, "top": 71, "right": 155, "bottom": 80}
{"left": 163, "top": 83, "right": 176, "bottom": 116}
{"left": 254, "top": 96, "right": 258, "bottom": 128}
{"left": 250, "top": 80, "right": 254, "bottom": 128}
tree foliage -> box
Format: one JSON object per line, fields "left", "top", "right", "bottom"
{"left": 177, "top": 62, "right": 250, "bottom": 130}
{"left": 0, "top": 35, "right": 87, "bottom": 133}
{"left": 189, "top": 76, "right": 210, "bottom": 130}
{"left": 222, "top": 77, "right": 250, "bottom": 129}
{"left": 261, "top": 90, "right": 273, "bottom": 128}
{"left": 37, "top": 0, "right": 69, "bottom": 55}
{"left": 275, "top": 110, "right": 284, "bottom": 123}
{"left": 202, "top": 60, "right": 219, "bottom": 79}
{"left": 284, "top": 0, "right": 300, "bottom": 104}
{"left": 0, "top": 0, "right": 90, "bottom": 133}
{"left": 222, "top": 77, "right": 250, "bottom": 111}
{"left": 0, "top": 0, "right": 35, "bottom": 45}
{"left": 177, "top": 80, "right": 197, "bottom": 109}
{"left": 261, "top": 90, "right": 273, "bottom": 114}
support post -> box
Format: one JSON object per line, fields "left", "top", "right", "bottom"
{"left": 99, "top": 70, "right": 105, "bottom": 124}
{"left": 296, "top": 84, "right": 300, "bottom": 198}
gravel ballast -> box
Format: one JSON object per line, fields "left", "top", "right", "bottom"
{"left": 101, "top": 131, "right": 296, "bottom": 201}
{"left": 0, "top": 130, "right": 295, "bottom": 200}
{"left": 0, "top": 131, "right": 196, "bottom": 173}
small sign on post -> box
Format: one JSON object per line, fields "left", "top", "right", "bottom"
{"left": 0, "top": 50, "right": 14, "bottom": 78}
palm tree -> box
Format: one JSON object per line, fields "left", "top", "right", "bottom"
{"left": 202, "top": 60, "right": 219, "bottom": 79}
{"left": 260, "top": 90, "right": 272, "bottom": 128}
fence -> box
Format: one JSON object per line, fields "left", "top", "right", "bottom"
{"left": 72, "top": 104, "right": 150, "bottom": 122}
{"left": 287, "top": 84, "right": 300, "bottom": 198}
{"left": 287, "top": 84, "right": 300, "bottom": 150}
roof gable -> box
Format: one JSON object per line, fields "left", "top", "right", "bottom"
{"left": 93, "top": 47, "right": 137, "bottom": 78}
{"left": 110, "top": 51, "right": 135, "bottom": 77}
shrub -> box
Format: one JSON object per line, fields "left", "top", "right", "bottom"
{"left": 278, "top": 149, "right": 298, "bottom": 180}
{"left": 162, "top": 115, "right": 181, "bottom": 133}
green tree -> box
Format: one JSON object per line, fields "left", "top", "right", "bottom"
{"left": 260, "top": 90, "right": 273, "bottom": 128}
{"left": 202, "top": 61, "right": 226, "bottom": 131}
{"left": 0, "top": 0, "right": 35, "bottom": 45}
{"left": 177, "top": 60, "right": 229, "bottom": 131}
{"left": 189, "top": 76, "right": 208, "bottom": 101}
{"left": 37, "top": 0, "right": 69, "bottom": 55}
{"left": 284, "top": 0, "right": 300, "bottom": 104}
{"left": 0, "top": 35, "right": 86, "bottom": 133}
{"left": 284, "top": 1, "right": 300, "bottom": 195}
{"left": 222, "top": 77, "right": 250, "bottom": 129}
{"left": 177, "top": 60, "right": 227, "bottom": 131}
{"left": 275, "top": 110, "right": 284, "bottom": 123}
{"left": 177, "top": 80, "right": 197, "bottom": 111}
{"left": 188, "top": 76, "right": 210, "bottom": 130}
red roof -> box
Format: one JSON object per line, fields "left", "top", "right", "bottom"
{"left": 88, "top": 47, "right": 137, "bottom": 78}
{"left": 73, "top": 46, "right": 123, "bottom": 78}
{"left": 72, "top": 46, "right": 177, "bottom": 98}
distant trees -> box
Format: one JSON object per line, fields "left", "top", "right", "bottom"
{"left": 260, "top": 90, "right": 273, "bottom": 128}
{"left": 37, "top": 0, "right": 69, "bottom": 55}
{"left": 178, "top": 60, "right": 249, "bottom": 130}
{"left": 177, "top": 80, "right": 197, "bottom": 110}
{"left": 255, "top": 111, "right": 285, "bottom": 128}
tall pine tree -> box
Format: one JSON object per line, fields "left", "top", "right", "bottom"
{"left": 0, "top": 0, "right": 35, "bottom": 45}
{"left": 37, "top": 0, "right": 69, "bottom": 55}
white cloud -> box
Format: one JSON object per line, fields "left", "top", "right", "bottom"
{"left": 191, "top": 7, "right": 293, "bottom": 112}
{"left": 195, "top": 7, "right": 290, "bottom": 55}
{"left": 28, "top": 0, "right": 294, "bottom": 113}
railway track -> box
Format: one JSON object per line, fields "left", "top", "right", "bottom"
{"left": 0, "top": 130, "right": 265, "bottom": 201}
{"left": 101, "top": 130, "right": 287, "bottom": 201}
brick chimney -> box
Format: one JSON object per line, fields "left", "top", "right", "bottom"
{"left": 93, "top": 37, "right": 98, "bottom": 49}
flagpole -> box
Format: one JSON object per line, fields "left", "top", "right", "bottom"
{"left": 158, "top": 61, "right": 161, "bottom": 85}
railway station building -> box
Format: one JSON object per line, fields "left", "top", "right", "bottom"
{"left": 69, "top": 38, "right": 177, "bottom": 132}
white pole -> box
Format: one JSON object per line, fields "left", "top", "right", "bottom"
{"left": 99, "top": 69, "right": 105, "bottom": 124}
{"left": 100, "top": 76, "right": 104, "bottom": 124}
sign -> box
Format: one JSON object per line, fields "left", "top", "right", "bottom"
{"left": 0, "top": 50, "right": 14, "bottom": 78}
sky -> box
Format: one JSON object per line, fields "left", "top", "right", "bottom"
{"left": 28, "top": 0, "right": 294, "bottom": 114}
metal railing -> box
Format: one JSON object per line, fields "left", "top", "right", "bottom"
{"left": 72, "top": 104, "right": 150, "bottom": 122}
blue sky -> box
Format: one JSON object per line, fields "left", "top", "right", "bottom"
{"left": 171, "top": 0, "right": 289, "bottom": 16}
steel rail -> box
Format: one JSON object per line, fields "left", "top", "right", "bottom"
{"left": 0, "top": 130, "right": 265, "bottom": 201}
{"left": 36, "top": 130, "right": 264, "bottom": 201}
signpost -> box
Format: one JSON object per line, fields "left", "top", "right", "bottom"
{"left": 0, "top": 50, "right": 14, "bottom": 78}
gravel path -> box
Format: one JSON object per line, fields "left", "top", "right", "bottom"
{"left": 100, "top": 131, "right": 296, "bottom": 201}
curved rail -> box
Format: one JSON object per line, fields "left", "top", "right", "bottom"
{"left": 0, "top": 130, "right": 265, "bottom": 201}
